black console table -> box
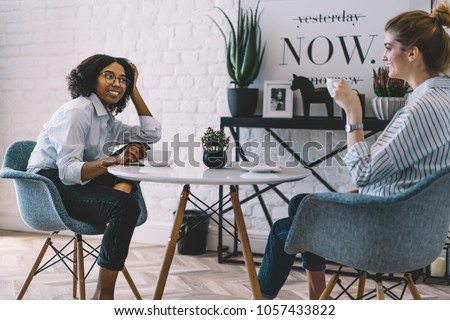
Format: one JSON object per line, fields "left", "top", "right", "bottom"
{"left": 217, "top": 116, "right": 389, "bottom": 265}
{"left": 221, "top": 116, "right": 389, "bottom": 192}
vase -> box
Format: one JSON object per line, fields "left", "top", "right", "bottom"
{"left": 227, "top": 88, "right": 258, "bottom": 117}
{"left": 203, "top": 150, "right": 227, "bottom": 169}
{"left": 371, "top": 96, "right": 405, "bottom": 120}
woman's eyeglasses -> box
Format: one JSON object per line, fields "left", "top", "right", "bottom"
{"left": 99, "top": 72, "right": 131, "bottom": 88}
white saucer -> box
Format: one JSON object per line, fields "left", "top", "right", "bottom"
{"left": 139, "top": 159, "right": 174, "bottom": 167}
{"left": 149, "top": 159, "right": 174, "bottom": 167}
{"left": 239, "top": 162, "right": 281, "bottom": 173}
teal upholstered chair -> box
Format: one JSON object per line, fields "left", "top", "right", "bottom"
{"left": 0, "top": 140, "right": 148, "bottom": 300}
{"left": 285, "top": 168, "right": 450, "bottom": 300}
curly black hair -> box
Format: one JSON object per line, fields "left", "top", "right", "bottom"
{"left": 66, "top": 54, "right": 135, "bottom": 115}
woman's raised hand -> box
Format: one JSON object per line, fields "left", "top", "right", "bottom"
{"left": 333, "top": 80, "right": 362, "bottom": 121}
{"left": 129, "top": 62, "right": 139, "bottom": 89}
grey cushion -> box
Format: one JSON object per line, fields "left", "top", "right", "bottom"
{"left": 285, "top": 167, "right": 450, "bottom": 274}
{"left": 0, "top": 140, "right": 147, "bottom": 235}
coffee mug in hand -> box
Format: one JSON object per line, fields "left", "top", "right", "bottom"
{"left": 147, "top": 149, "right": 172, "bottom": 167}
{"left": 326, "top": 78, "right": 352, "bottom": 97}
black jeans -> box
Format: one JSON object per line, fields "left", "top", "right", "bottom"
{"left": 38, "top": 169, "right": 141, "bottom": 271}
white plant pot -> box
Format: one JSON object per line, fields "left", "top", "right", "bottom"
{"left": 371, "top": 96, "right": 405, "bottom": 120}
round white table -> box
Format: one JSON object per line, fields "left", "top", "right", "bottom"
{"left": 108, "top": 162, "right": 310, "bottom": 186}
{"left": 108, "top": 163, "right": 310, "bottom": 300}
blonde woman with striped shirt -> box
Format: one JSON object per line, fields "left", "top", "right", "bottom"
{"left": 257, "top": 2, "right": 450, "bottom": 300}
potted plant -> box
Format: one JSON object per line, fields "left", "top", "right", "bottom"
{"left": 371, "top": 66, "right": 410, "bottom": 120}
{"left": 210, "top": 0, "right": 266, "bottom": 117}
{"left": 201, "top": 127, "right": 230, "bottom": 169}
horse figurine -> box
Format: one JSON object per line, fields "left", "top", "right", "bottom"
{"left": 290, "top": 74, "right": 334, "bottom": 118}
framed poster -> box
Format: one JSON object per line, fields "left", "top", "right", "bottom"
{"left": 263, "top": 81, "right": 293, "bottom": 118}
{"left": 256, "top": 0, "right": 432, "bottom": 117}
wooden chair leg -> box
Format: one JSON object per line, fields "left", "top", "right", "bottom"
{"left": 320, "top": 273, "right": 339, "bottom": 300}
{"left": 16, "top": 234, "right": 53, "bottom": 300}
{"left": 76, "top": 234, "right": 86, "bottom": 300}
{"left": 72, "top": 237, "right": 78, "bottom": 299}
{"left": 122, "top": 266, "right": 142, "bottom": 300}
{"left": 405, "top": 273, "right": 421, "bottom": 300}
{"left": 356, "top": 271, "right": 367, "bottom": 299}
{"left": 376, "top": 279, "right": 385, "bottom": 300}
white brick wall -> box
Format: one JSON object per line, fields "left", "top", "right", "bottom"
{"left": 0, "top": 0, "right": 355, "bottom": 253}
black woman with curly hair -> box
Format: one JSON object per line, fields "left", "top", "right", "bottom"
{"left": 27, "top": 54, "right": 161, "bottom": 299}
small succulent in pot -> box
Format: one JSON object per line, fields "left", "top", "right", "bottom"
{"left": 201, "top": 127, "right": 230, "bottom": 152}
{"left": 372, "top": 66, "right": 409, "bottom": 97}
{"left": 371, "top": 66, "right": 410, "bottom": 120}
{"left": 201, "top": 127, "right": 230, "bottom": 168}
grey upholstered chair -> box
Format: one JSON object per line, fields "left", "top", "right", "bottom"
{"left": 285, "top": 167, "right": 450, "bottom": 300}
{"left": 0, "top": 140, "right": 148, "bottom": 300}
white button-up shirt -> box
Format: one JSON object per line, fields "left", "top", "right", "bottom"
{"left": 27, "top": 93, "right": 161, "bottom": 185}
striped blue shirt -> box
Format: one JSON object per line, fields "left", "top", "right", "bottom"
{"left": 344, "top": 77, "right": 450, "bottom": 197}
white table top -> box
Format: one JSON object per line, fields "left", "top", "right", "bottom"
{"left": 108, "top": 162, "right": 310, "bottom": 186}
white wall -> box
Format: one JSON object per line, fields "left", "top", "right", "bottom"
{"left": 0, "top": 0, "right": 431, "bottom": 253}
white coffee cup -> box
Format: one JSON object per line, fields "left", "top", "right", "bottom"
{"left": 147, "top": 149, "right": 172, "bottom": 167}
{"left": 326, "top": 77, "right": 352, "bottom": 97}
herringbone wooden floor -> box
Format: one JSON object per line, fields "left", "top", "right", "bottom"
{"left": 1, "top": 230, "right": 449, "bottom": 300}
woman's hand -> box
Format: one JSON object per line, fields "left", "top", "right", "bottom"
{"left": 332, "top": 80, "right": 363, "bottom": 122}
{"left": 333, "top": 80, "right": 365, "bottom": 148}
{"left": 130, "top": 62, "right": 139, "bottom": 89}
{"left": 82, "top": 143, "right": 146, "bottom": 182}
{"left": 115, "top": 143, "right": 147, "bottom": 165}
{"left": 347, "top": 187, "right": 359, "bottom": 193}
{"left": 128, "top": 62, "right": 152, "bottom": 116}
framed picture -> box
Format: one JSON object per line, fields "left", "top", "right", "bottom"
{"left": 263, "top": 81, "right": 293, "bottom": 118}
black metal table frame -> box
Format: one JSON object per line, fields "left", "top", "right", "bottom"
{"left": 217, "top": 116, "right": 389, "bottom": 269}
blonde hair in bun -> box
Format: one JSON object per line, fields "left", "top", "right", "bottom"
{"left": 431, "top": 1, "right": 450, "bottom": 28}
{"left": 385, "top": 2, "right": 450, "bottom": 74}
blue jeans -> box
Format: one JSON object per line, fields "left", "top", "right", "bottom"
{"left": 38, "top": 169, "right": 141, "bottom": 271}
{"left": 258, "top": 194, "right": 326, "bottom": 299}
